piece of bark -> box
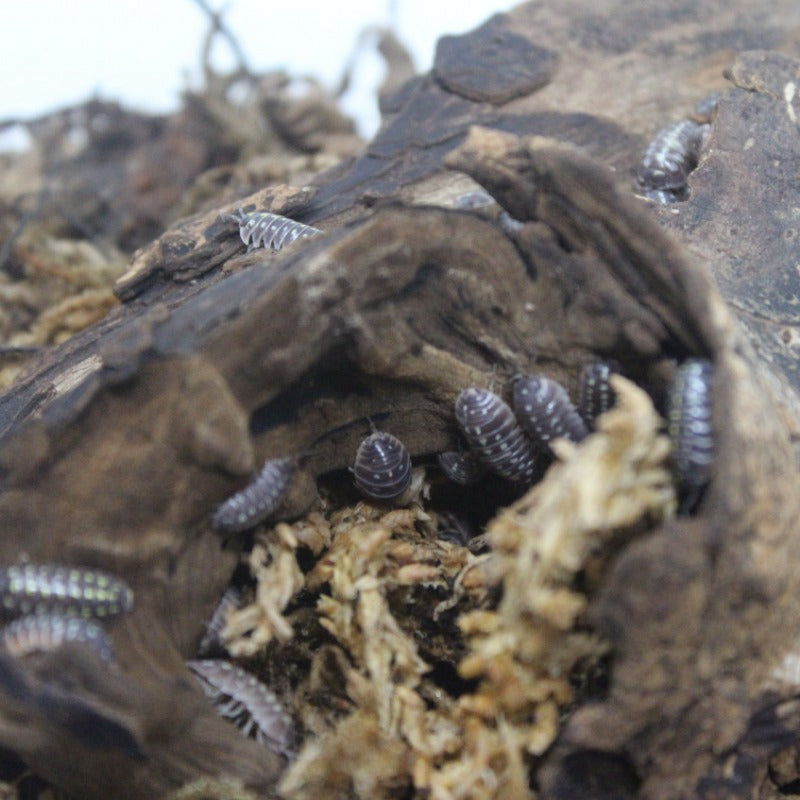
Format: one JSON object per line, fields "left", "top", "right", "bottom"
{"left": 2, "top": 3, "right": 800, "bottom": 798}
{"left": 661, "top": 50, "right": 800, "bottom": 399}
{"left": 446, "top": 128, "right": 800, "bottom": 800}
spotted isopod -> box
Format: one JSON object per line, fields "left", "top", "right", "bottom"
{"left": 635, "top": 119, "right": 709, "bottom": 194}
{"left": 226, "top": 208, "right": 321, "bottom": 252}
{"left": 437, "top": 450, "right": 485, "bottom": 485}
{"left": 512, "top": 374, "right": 588, "bottom": 452}
{"left": 212, "top": 457, "right": 295, "bottom": 534}
{"left": 353, "top": 431, "right": 412, "bottom": 500}
{"left": 454, "top": 388, "right": 539, "bottom": 486}
{"left": 578, "top": 362, "right": 617, "bottom": 428}
{"left": 188, "top": 659, "right": 295, "bottom": 758}
{"left": 0, "top": 564, "right": 134, "bottom": 619}
{"left": 0, "top": 612, "right": 115, "bottom": 662}
{"left": 667, "top": 359, "right": 715, "bottom": 492}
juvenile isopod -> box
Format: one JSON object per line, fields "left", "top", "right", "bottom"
{"left": 0, "top": 612, "right": 115, "bottom": 661}
{"left": 352, "top": 431, "right": 412, "bottom": 501}
{"left": 0, "top": 564, "right": 134, "bottom": 619}
{"left": 226, "top": 208, "right": 321, "bottom": 252}
{"left": 512, "top": 374, "right": 588, "bottom": 452}
{"left": 578, "top": 362, "right": 617, "bottom": 428}
{"left": 667, "top": 358, "right": 715, "bottom": 493}
{"left": 188, "top": 659, "right": 295, "bottom": 758}
{"left": 635, "top": 119, "right": 708, "bottom": 195}
{"left": 212, "top": 457, "right": 295, "bottom": 534}
{"left": 454, "top": 388, "right": 539, "bottom": 486}
{"left": 437, "top": 450, "right": 485, "bottom": 485}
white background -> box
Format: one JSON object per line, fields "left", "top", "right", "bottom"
{"left": 0, "top": 0, "right": 517, "bottom": 146}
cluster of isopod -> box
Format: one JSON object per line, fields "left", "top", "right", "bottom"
{"left": 202, "top": 358, "right": 716, "bottom": 758}
{"left": 440, "top": 358, "right": 715, "bottom": 507}
{"left": 438, "top": 364, "right": 615, "bottom": 491}
{"left": 225, "top": 208, "right": 321, "bottom": 253}
{"left": 0, "top": 563, "right": 134, "bottom": 662}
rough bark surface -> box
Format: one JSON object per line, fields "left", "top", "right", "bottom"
{"left": 1, "top": 2, "right": 800, "bottom": 799}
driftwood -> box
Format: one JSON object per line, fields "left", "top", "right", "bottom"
{"left": 2, "top": 2, "right": 800, "bottom": 799}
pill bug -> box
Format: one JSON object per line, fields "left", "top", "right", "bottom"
{"left": 197, "top": 587, "right": 242, "bottom": 657}
{"left": 226, "top": 208, "right": 321, "bottom": 252}
{"left": 454, "top": 388, "right": 540, "bottom": 486}
{"left": 578, "top": 362, "right": 617, "bottom": 428}
{"left": 0, "top": 612, "right": 115, "bottom": 661}
{"left": 635, "top": 119, "right": 709, "bottom": 193}
{"left": 512, "top": 374, "right": 589, "bottom": 452}
{"left": 188, "top": 659, "right": 295, "bottom": 758}
{"left": 694, "top": 92, "right": 721, "bottom": 121}
{"left": 352, "top": 431, "right": 412, "bottom": 500}
{"left": 437, "top": 450, "right": 486, "bottom": 485}
{"left": 436, "top": 511, "right": 475, "bottom": 546}
{"left": 667, "top": 359, "right": 715, "bottom": 492}
{"left": 212, "top": 457, "right": 295, "bottom": 534}
{"left": 0, "top": 564, "right": 134, "bottom": 619}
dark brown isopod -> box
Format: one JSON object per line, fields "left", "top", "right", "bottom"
{"left": 578, "top": 362, "right": 617, "bottom": 428}
{"left": 188, "top": 659, "right": 295, "bottom": 758}
{"left": 635, "top": 119, "right": 708, "bottom": 193}
{"left": 212, "top": 457, "right": 295, "bottom": 534}
{"left": 226, "top": 208, "right": 321, "bottom": 252}
{"left": 454, "top": 388, "right": 539, "bottom": 486}
{"left": 0, "top": 564, "right": 134, "bottom": 619}
{"left": 353, "top": 431, "right": 412, "bottom": 500}
{"left": 512, "top": 374, "right": 588, "bottom": 452}
{"left": 0, "top": 612, "right": 115, "bottom": 661}
{"left": 667, "top": 359, "right": 715, "bottom": 491}
{"left": 437, "top": 450, "right": 485, "bottom": 485}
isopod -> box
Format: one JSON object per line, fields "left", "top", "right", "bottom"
{"left": 454, "top": 388, "right": 539, "bottom": 486}
{"left": 578, "top": 362, "right": 617, "bottom": 428}
{"left": 0, "top": 612, "right": 114, "bottom": 661}
{"left": 512, "top": 374, "right": 588, "bottom": 451}
{"left": 0, "top": 564, "right": 134, "bottom": 619}
{"left": 212, "top": 457, "right": 295, "bottom": 534}
{"left": 437, "top": 450, "right": 485, "bottom": 485}
{"left": 188, "top": 659, "right": 295, "bottom": 758}
{"left": 352, "top": 431, "right": 412, "bottom": 501}
{"left": 226, "top": 208, "right": 321, "bottom": 252}
{"left": 635, "top": 119, "right": 709, "bottom": 194}
{"left": 197, "top": 587, "right": 242, "bottom": 657}
{"left": 667, "top": 358, "right": 715, "bottom": 492}
{"left": 436, "top": 511, "right": 475, "bottom": 546}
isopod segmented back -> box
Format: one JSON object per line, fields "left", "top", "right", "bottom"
{"left": 227, "top": 209, "right": 321, "bottom": 252}
{"left": 635, "top": 119, "right": 708, "bottom": 193}
{"left": 578, "top": 362, "right": 617, "bottom": 428}
{"left": 353, "top": 431, "right": 412, "bottom": 501}
{"left": 667, "top": 359, "right": 715, "bottom": 491}
{"left": 512, "top": 374, "right": 588, "bottom": 451}
{"left": 0, "top": 564, "right": 134, "bottom": 619}
{"left": 212, "top": 457, "right": 295, "bottom": 534}
{"left": 0, "top": 612, "right": 115, "bottom": 661}
{"left": 437, "top": 450, "right": 485, "bottom": 485}
{"left": 188, "top": 659, "right": 295, "bottom": 758}
{"left": 454, "top": 388, "right": 539, "bottom": 486}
